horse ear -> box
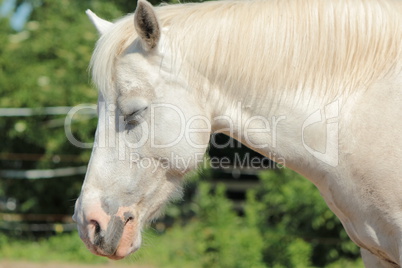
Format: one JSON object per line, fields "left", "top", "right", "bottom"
{"left": 86, "top": 9, "right": 113, "bottom": 35}
{"left": 134, "top": 0, "right": 161, "bottom": 50}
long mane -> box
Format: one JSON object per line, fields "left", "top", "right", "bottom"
{"left": 91, "top": 0, "right": 402, "bottom": 106}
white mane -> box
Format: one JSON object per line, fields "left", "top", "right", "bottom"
{"left": 91, "top": 0, "right": 402, "bottom": 105}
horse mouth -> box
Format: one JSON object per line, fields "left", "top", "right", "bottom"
{"left": 87, "top": 246, "right": 135, "bottom": 260}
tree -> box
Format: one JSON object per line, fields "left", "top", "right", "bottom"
{"left": 0, "top": 0, "right": 122, "bottom": 216}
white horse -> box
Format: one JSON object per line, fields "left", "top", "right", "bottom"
{"left": 73, "top": 0, "right": 402, "bottom": 266}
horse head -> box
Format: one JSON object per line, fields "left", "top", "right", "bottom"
{"left": 73, "top": 0, "right": 211, "bottom": 259}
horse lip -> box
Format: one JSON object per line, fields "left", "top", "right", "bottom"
{"left": 96, "top": 248, "right": 125, "bottom": 260}
{"left": 89, "top": 243, "right": 122, "bottom": 259}
{"left": 107, "top": 255, "right": 125, "bottom": 260}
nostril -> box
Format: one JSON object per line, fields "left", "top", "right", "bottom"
{"left": 90, "top": 220, "right": 101, "bottom": 235}
{"left": 125, "top": 216, "right": 134, "bottom": 225}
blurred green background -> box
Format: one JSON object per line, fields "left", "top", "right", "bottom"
{"left": 0, "top": 0, "right": 363, "bottom": 267}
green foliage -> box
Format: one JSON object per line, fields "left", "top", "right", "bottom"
{"left": 0, "top": 170, "right": 365, "bottom": 268}
{"left": 142, "top": 170, "right": 363, "bottom": 268}
{"left": 253, "top": 169, "right": 361, "bottom": 267}
{"left": 142, "top": 169, "right": 362, "bottom": 268}
{"left": 0, "top": 232, "right": 107, "bottom": 264}
{"left": 190, "top": 183, "right": 265, "bottom": 268}
{"left": 0, "top": 182, "right": 266, "bottom": 268}
{"left": 0, "top": 0, "right": 123, "bottom": 215}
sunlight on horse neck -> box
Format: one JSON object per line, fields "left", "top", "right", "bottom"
{"left": 160, "top": 0, "right": 402, "bottom": 114}
{"left": 156, "top": 0, "right": 402, "bottom": 176}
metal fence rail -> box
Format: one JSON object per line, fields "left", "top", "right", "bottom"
{"left": 0, "top": 212, "right": 76, "bottom": 233}
{"left": 0, "top": 106, "right": 96, "bottom": 117}
{"left": 0, "top": 166, "right": 87, "bottom": 179}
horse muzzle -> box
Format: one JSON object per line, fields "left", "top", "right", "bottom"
{"left": 73, "top": 202, "right": 141, "bottom": 260}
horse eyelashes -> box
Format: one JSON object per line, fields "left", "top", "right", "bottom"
{"left": 124, "top": 107, "right": 148, "bottom": 126}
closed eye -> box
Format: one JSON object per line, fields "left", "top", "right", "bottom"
{"left": 124, "top": 107, "right": 148, "bottom": 125}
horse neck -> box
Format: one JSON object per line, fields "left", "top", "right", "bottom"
{"left": 207, "top": 78, "right": 341, "bottom": 175}
{"left": 160, "top": 5, "right": 329, "bottom": 177}
{"left": 160, "top": 0, "right": 401, "bottom": 178}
